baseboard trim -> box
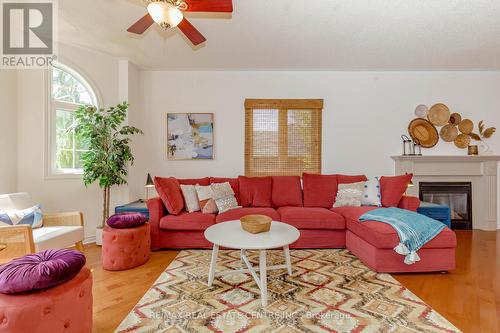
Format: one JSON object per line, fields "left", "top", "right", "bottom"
{"left": 84, "top": 236, "right": 96, "bottom": 245}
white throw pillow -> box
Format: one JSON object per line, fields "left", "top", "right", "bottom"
{"left": 361, "top": 177, "right": 382, "bottom": 207}
{"left": 333, "top": 181, "right": 366, "bottom": 207}
{"left": 211, "top": 182, "right": 241, "bottom": 213}
{"left": 180, "top": 185, "right": 200, "bottom": 213}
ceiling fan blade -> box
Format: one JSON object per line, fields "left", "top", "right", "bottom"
{"left": 127, "top": 14, "right": 154, "bottom": 34}
{"left": 177, "top": 18, "right": 206, "bottom": 45}
{"left": 184, "top": 0, "right": 233, "bottom": 12}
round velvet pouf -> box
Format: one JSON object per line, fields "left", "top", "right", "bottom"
{"left": 102, "top": 223, "right": 151, "bottom": 271}
{"left": 0, "top": 267, "right": 93, "bottom": 333}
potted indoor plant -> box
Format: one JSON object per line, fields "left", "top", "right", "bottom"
{"left": 75, "top": 102, "right": 143, "bottom": 245}
{"left": 469, "top": 120, "right": 496, "bottom": 155}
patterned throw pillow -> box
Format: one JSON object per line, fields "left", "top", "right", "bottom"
{"left": 180, "top": 185, "right": 201, "bottom": 213}
{"left": 332, "top": 182, "right": 366, "bottom": 207}
{"left": 0, "top": 204, "right": 43, "bottom": 229}
{"left": 195, "top": 185, "right": 218, "bottom": 214}
{"left": 361, "top": 177, "right": 382, "bottom": 207}
{"left": 211, "top": 182, "right": 241, "bottom": 213}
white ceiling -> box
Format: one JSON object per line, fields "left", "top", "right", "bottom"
{"left": 59, "top": 0, "right": 500, "bottom": 70}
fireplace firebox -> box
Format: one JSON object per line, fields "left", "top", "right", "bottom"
{"left": 419, "top": 182, "right": 472, "bottom": 230}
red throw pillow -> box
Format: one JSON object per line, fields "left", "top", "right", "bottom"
{"left": 210, "top": 177, "right": 240, "bottom": 204}
{"left": 337, "top": 174, "right": 368, "bottom": 184}
{"left": 303, "top": 173, "right": 338, "bottom": 208}
{"left": 154, "top": 177, "right": 184, "bottom": 215}
{"left": 238, "top": 176, "right": 272, "bottom": 207}
{"left": 177, "top": 177, "right": 210, "bottom": 186}
{"left": 380, "top": 174, "right": 413, "bottom": 207}
{"left": 272, "top": 176, "right": 303, "bottom": 207}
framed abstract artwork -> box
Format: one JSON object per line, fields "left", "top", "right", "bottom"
{"left": 167, "top": 113, "right": 214, "bottom": 160}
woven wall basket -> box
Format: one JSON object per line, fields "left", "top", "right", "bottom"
{"left": 458, "top": 119, "right": 474, "bottom": 134}
{"left": 449, "top": 113, "right": 462, "bottom": 125}
{"left": 440, "top": 124, "right": 459, "bottom": 142}
{"left": 428, "top": 103, "right": 451, "bottom": 126}
{"left": 408, "top": 118, "right": 439, "bottom": 148}
{"left": 454, "top": 133, "right": 471, "bottom": 149}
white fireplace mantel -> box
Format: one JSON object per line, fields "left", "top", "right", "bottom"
{"left": 392, "top": 155, "right": 500, "bottom": 231}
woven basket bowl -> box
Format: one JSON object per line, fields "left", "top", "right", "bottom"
{"left": 240, "top": 215, "right": 272, "bottom": 234}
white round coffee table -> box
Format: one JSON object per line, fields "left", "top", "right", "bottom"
{"left": 204, "top": 220, "right": 300, "bottom": 306}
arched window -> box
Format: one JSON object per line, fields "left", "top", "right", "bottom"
{"left": 49, "top": 63, "right": 98, "bottom": 175}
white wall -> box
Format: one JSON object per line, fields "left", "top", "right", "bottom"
{"left": 0, "top": 70, "right": 18, "bottom": 193}
{"left": 129, "top": 71, "right": 500, "bottom": 198}
{"left": 15, "top": 43, "right": 128, "bottom": 241}
{"left": 8, "top": 57, "right": 500, "bottom": 235}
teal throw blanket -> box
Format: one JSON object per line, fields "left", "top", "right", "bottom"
{"left": 359, "top": 207, "right": 446, "bottom": 265}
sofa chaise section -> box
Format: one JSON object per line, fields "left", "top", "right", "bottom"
{"left": 332, "top": 202, "right": 457, "bottom": 272}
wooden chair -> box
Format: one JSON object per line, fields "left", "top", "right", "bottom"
{"left": 0, "top": 193, "right": 85, "bottom": 263}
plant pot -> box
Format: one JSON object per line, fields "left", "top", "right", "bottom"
{"left": 95, "top": 228, "right": 103, "bottom": 246}
{"left": 467, "top": 145, "right": 478, "bottom": 156}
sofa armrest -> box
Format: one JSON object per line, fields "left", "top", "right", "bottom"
{"left": 147, "top": 197, "right": 166, "bottom": 251}
{"left": 43, "top": 212, "right": 84, "bottom": 227}
{"left": 398, "top": 196, "right": 420, "bottom": 212}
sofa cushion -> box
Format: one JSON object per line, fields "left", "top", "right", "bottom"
{"left": 210, "top": 177, "right": 240, "bottom": 204}
{"left": 238, "top": 176, "right": 272, "bottom": 207}
{"left": 380, "top": 174, "right": 413, "bottom": 207}
{"left": 177, "top": 177, "right": 210, "bottom": 186}
{"left": 278, "top": 207, "right": 345, "bottom": 230}
{"left": 302, "top": 173, "right": 338, "bottom": 208}
{"left": 216, "top": 207, "right": 280, "bottom": 223}
{"left": 154, "top": 177, "right": 184, "bottom": 215}
{"left": 32, "top": 226, "right": 85, "bottom": 252}
{"left": 272, "top": 176, "right": 303, "bottom": 207}
{"left": 337, "top": 174, "right": 368, "bottom": 184}
{"left": 332, "top": 206, "right": 456, "bottom": 249}
{"left": 160, "top": 212, "right": 216, "bottom": 231}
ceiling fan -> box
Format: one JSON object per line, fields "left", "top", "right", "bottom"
{"left": 127, "top": 0, "right": 233, "bottom": 46}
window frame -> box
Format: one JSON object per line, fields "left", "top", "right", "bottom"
{"left": 45, "top": 62, "right": 101, "bottom": 179}
{"left": 244, "top": 99, "right": 323, "bottom": 177}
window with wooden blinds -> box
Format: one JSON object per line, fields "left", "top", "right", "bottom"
{"left": 245, "top": 99, "right": 323, "bottom": 176}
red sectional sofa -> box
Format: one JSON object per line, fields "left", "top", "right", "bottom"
{"left": 148, "top": 174, "right": 456, "bottom": 273}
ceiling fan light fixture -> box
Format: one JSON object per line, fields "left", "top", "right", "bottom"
{"left": 147, "top": 1, "right": 183, "bottom": 29}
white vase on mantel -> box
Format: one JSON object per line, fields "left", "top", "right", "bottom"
{"left": 478, "top": 141, "right": 494, "bottom": 155}
{"left": 95, "top": 228, "right": 103, "bottom": 246}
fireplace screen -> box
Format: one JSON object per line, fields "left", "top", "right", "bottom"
{"left": 419, "top": 182, "right": 472, "bottom": 229}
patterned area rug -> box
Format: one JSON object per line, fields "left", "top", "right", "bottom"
{"left": 116, "top": 249, "right": 460, "bottom": 333}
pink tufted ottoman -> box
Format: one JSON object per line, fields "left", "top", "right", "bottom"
{"left": 102, "top": 223, "right": 151, "bottom": 271}
{"left": 0, "top": 267, "right": 93, "bottom": 333}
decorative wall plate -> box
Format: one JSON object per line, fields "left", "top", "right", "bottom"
{"left": 440, "top": 124, "right": 459, "bottom": 142}
{"left": 408, "top": 118, "right": 439, "bottom": 148}
{"left": 428, "top": 103, "right": 450, "bottom": 126}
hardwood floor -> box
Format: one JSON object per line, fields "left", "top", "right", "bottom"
{"left": 86, "top": 230, "right": 499, "bottom": 333}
